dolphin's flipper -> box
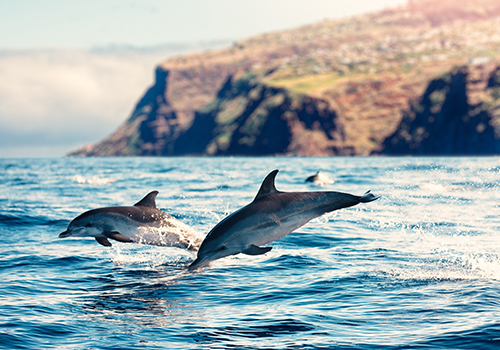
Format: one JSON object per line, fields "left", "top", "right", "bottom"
{"left": 95, "top": 237, "right": 112, "bottom": 247}
{"left": 104, "top": 232, "right": 134, "bottom": 243}
{"left": 254, "top": 170, "right": 280, "bottom": 200}
{"left": 242, "top": 244, "right": 272, "bottom": 255}
{"left": 134, "top": 191, "right": 159, "bottom": 208}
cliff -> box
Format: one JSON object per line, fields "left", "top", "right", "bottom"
{"left": 173, "top": 74, "right": 348, "bottom": 156}
{"left": 69, "top": 0, "right": 500, "bottom": 157}
{"left": 376, "top": 63, "right": 500, "bottom": 155}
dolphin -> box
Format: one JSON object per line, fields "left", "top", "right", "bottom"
{"left": 305, "top": 171, "right": 334, "bottom": 186}
{"left": 59, "top": 191, "right": 202, "bottom": 250}
{"left": 189, "top": 170, "right": 379, "bottom": 270}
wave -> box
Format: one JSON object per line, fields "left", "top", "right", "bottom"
{"left": 0, "top": 255, "right": 93, "bottom": 271}
{"left": 384, "top": 253, "right": 500, "bottom": 281}
{"left": 412, "top": 323, "right": 500, "bottom": 349}
{"left": 0, "top": 213, "right": 65, "bottom": 227}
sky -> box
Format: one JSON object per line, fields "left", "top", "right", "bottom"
{"left": 0, "top": 0, "right": 406, "bottom": 157}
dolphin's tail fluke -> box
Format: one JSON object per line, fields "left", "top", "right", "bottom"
{"left": 359, "top": 191, "right": 380, "bottom": 203}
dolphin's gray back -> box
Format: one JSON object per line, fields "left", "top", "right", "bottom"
{"left": 290, "top": 190, "right": 378, "bottom": 215}
{"left": 73, "top": 206, "right": 171, "bottom": 226}
{"left": 253, "top": 191, "right": 367, "bottom": 222}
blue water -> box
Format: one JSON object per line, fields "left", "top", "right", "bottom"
{"left": 1, "top": 157, "right": 500, "bottom": 349}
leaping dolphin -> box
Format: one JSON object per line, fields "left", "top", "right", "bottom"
{"left": 189, "top": 170, "right": 379, "bottom": 270}
{"left": 59, "top": 191, "right": 202, "bottom": 250}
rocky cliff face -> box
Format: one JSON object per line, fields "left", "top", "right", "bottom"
{"left": 173, "top": 74, "right": 347, "bottom": 156}
{"left": 376, "top": 63, "right": 500, "bottom": 155}
{"left": 68, "top": 0, "right": 500, "bottom": 157}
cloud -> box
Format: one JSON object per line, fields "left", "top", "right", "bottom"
{"left": 0, "top": 42, "right": 229, "bottom": 157}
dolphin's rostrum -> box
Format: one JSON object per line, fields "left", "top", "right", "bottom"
{"left": 59, "top": 191, "right": 202, "bottom": 250}
{"left": 189, "top": 169, "right": 379, "bottom": 270}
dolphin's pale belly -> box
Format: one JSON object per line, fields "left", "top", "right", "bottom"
{"left": 113, "top": 216, "right": 203, "bottom": 250}
{"left": 233, "top": 211, "right": 314, "bottom": 248}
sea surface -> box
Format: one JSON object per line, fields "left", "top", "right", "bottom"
{"left": 1, "top": 157, "right": 499, "bottom": 349}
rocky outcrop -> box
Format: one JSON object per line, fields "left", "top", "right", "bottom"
{"left": 173, "top": 74, "right": 347, "bottom": 156}
{"left": 376, "top": 64, "right": 500, "bottom": 155}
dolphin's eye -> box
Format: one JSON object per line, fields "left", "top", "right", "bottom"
{"left": 85, "top": 223, "right": 92, "bottom": 227}
{"left": 218, "top": 246, "right": 226, "bottom": 252}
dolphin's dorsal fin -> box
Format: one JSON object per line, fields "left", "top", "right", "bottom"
{"left": 254, "top": 170, "right": 279, "bottom": 200}
{"left": 134, "top": 191, "right": 159, "bottom": 208}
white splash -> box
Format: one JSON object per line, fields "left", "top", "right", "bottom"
{"left": 133, "top": 221, "right": 204, "bottom": 251}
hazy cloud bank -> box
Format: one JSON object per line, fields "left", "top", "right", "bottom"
{"left": 0, "top": 42, "right": 229, "bottom": 157}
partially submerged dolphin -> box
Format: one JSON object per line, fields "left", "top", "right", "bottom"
{"left": 59, "top": 191, "right": 202, "bottom": 250}
{"left": 189, "top": 170, "right": 379, "bottom": 270}
{"left": 305, "top": 171, "right": 334, "bottom": 186}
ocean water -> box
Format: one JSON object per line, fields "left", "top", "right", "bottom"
{"left": 1, "top": 157, "right": 500, "bottom": 349}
